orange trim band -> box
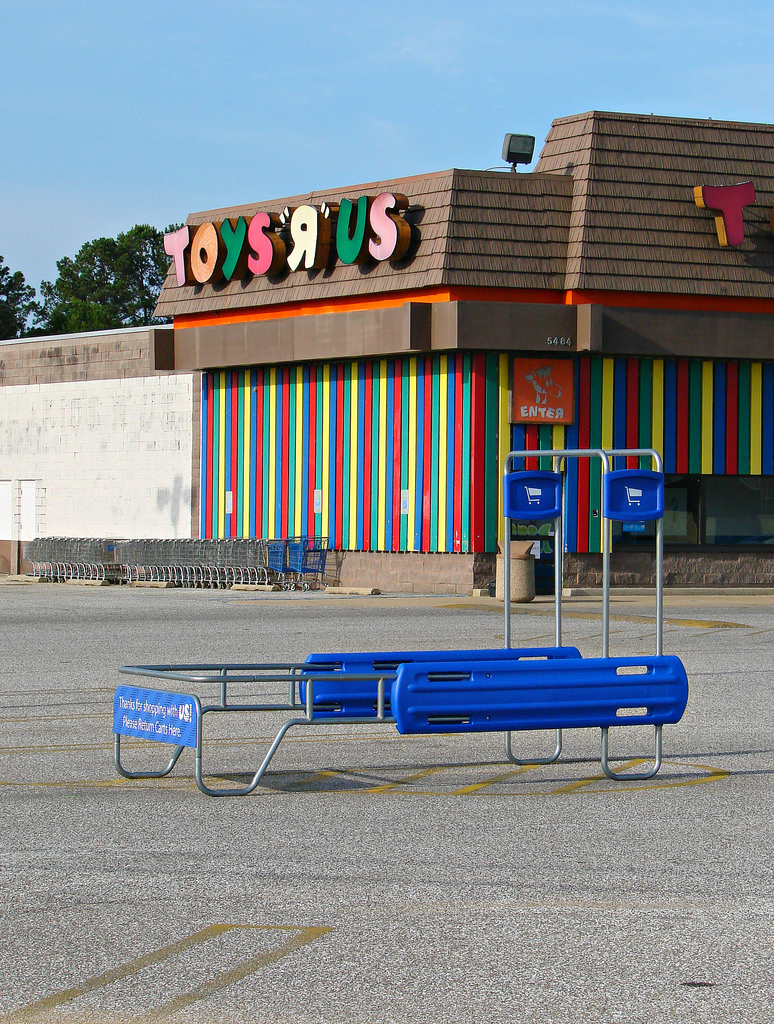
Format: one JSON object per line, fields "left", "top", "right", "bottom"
{"left": 173, "top": 287, "right": 565, "bottom": 330}
{"left": 173, "top": 285, "right": 774, "bottom": 330}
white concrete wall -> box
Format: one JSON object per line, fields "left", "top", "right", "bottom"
{"left": 0, "top": 375, "right": 195, "bottom": 538}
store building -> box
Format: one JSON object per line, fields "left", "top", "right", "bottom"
{"left": 6, "top": 110, "right": 774, "bottom": 589}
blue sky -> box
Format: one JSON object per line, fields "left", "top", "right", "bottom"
{"left": 3, "top": 0, "right": 774, "bottom": 294}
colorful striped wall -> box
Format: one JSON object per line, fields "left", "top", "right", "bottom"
{"left": 201, "top": 351, "right": 774, "bottom": 556}
{"left": 200, "top": 353, "right": 507, "bottom": 552}
{"left": 510, "top": 355, "right": 774, "bottom": 553}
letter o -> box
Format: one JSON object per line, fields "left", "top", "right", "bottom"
{"left": 190, "top": 222, "right": 223, "bottom": 283}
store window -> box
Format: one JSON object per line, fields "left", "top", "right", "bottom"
{"left": 615, "top": 475, "right": 774, "bottom": 548}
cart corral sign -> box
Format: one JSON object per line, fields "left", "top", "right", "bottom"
{"left": 164, "top": 192, "right": 413, "bottom": 287}
{"left": 512, "top": 358, "right": 575, "bottom": 424}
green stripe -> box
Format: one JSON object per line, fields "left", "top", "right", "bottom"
{"left": 738, "top": 361, "right": 751, "bottom": 474}
{"left": 212, "top": 375, "right": 220, "bottom": 538}
{"left": 461, "top": 354, "right": 472, "bottom": 551}
{"left": 638, "top": 359, "right": 652, "bottom": 459}
{"left": 589, "top": 357, "right": 604, "bottom": 553}
{"left": 689, "top": 360, "right": 702, "bottom": 474}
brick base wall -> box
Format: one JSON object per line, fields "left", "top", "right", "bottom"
{"left": 565, "top": 551, "right": 774, "bottom": 587}
{"left": 331, "top": 551, "right": 496, "bottom": 595}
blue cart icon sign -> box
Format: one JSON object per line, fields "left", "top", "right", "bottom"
{"left": 503, "top": 470, "right": 562, "bottom": 521}
{"left": 603, "top": 470, "right": 664, "bottom": 522}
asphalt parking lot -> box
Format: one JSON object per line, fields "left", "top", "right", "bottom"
{"left": 0, "top": 582, "right": 771, "bottom": 1024}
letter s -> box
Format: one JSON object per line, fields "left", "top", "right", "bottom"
{"left": 368, "top": 193, "right": 411, "bottom": 261}
{"left": 247, "top": 212, "right": 287, "bottom": 276}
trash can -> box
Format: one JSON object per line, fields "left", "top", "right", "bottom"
{"left": 495, "top": 540, "right": 536, "bottom": 603}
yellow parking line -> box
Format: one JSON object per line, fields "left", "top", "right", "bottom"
{"left": 364, "top": 765, "right": 448, "bottom": 792}
{"left": 549, "top": 759, "right": 647, "bottom": 793}
{"left": 452, "top": 763, "right": 542, "bottom": 794}
{"left": 7, "top": 924, "right": 330, "bottom": 1022}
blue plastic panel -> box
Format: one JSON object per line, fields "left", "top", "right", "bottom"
{"left": 300, "top": 645, "right": 582, "bottom": 718}
{"left": 503, "top": 471, "right": 562, "bottom": 521}
{"left": 391, "top": 655, "right": 688, "bottom": 734}
{"left": 113, "top": 685, "right": 198, "bottom": 747}
{"left": 603, "top": 469, "right": 664, "bottom": 522}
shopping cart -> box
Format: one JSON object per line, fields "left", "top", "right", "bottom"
{"left": 285, "top": 537, "right": 329, "bottom": 590}
{"left": 525, "top": 486, "right": 543, "bottom": 506}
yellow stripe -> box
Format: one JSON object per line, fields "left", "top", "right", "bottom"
{"left": 652, "top": 359, "right": 664, "bottom": 460}
{"left": 438, "top": 355, "right": 448, "bottom": 551}
{"left": 268, "top": 368, "right": 277, "bottom": 535}
{"left": 601, "top": 357, "right": 614, "bottom": 448}
{"left": 218, "top": 372, "right": 227, "bottom": 537}
{"left": 377, "top": 359, "right": 388, "bottom": 547}
{"left": 407, "top": 359, "right": 418, "bottom": 550}
{"left": 750, "top": 362, "right": 762, "bottom": 475}
{"left": 242, "top": 370, "right": 251, "bottom": 536}
{"left": 349, "top": 364, "right": 359, "bottom": 548}
{"left": 701, "top": 360, "right": 714, "bottom": 474}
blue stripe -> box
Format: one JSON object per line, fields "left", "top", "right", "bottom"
{"left": 713, "top": 362, "right": 727, "bottom": 474}
{"left": 763, "top": 364, "right": 774, "bottom": 475}
{"left": 328, "top": 366, "right": 337, "bottom": 542}
{"left": 301, "top": 367, "right": 310, "bottom": 536}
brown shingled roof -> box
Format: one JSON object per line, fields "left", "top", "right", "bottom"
{"left": 535, "top": 110, "right": 774, "bottom": 297}
{"left": 154, "top": 111, "right": 774, "bottom": 319}
{"left": 153, "top": 169, "right": 572, "bottom": 319}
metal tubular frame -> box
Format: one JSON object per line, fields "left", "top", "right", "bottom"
{"left": 502, "top": 447, "right": 665, "bottom": 776}
{"left": 114, "top": 665, "right": 395, "bottom": 797}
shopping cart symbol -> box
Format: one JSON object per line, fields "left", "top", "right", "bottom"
{"left": 625, "top": 486, "right": 643, "bottom": 506}
{"left": 525, "top": 486, "right": 544, "bottom": 506}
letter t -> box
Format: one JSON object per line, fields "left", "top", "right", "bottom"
{"left": 694, "top": 181, "right": 755, "bottom": 247}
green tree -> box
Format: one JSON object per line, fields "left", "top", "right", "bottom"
{"left": 32, "top": 223, "right": 173, "bottom": 334}
{"left": 0, "top": 256, "right": 36, "bottom": 339}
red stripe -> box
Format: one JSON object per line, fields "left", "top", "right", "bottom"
{"left": 626, "top": 358, "right": 639, "bottom": 467}
{"left": 525, "top": 425, "right": 539, "bottom": 471}
{"left": 676, "top": 360, "right": 690, "bottom": 474}
{"left": 422, "top": 356, "right": 433, "bottom": 550}
{"left": 254, "top": 369, "right": 263, "bottom": 537}
{"left": 392, "top": 361, "right": 402, "bottom": 551}
{"left": 470, "top": 353, "right": 487, "bottom": 551}
{"left": 205, "top": 373, "right": 214, "bottom": 538}
{"left": 726, "top": 362, "right": 738, "bottom": 474}
{"left": 577, "top": 358, "right": 591, "bottom": 551}
{"left": 454, "top": 355, "right": 463, "bottom": 551}
{"left": 362, "top": 362, "right": 372, "bottom": 549}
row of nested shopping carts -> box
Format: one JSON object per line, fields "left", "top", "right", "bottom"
{"left": 26, "top": 537, "right": 330, "bottom": 590}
